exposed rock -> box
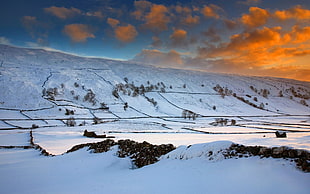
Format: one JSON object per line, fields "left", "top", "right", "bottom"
{"left": 66, "top": 139, "right": 175, "bottom": 168}
{"left": 83, "top": 130, "right": 98, "bottom": 138}
{"left": 272, "top": 146, "right": 286, "bottom": 158}
{"left": 275, "top": 131, "right": 287, "bottom": 138}
{"left": 228, "top": 144, "right": 310, "bottom": 172}
{"left": 117, "top": 139, "right": 175, "bottom": 168}
{"left": 83, "top": 130, "right": 114, "bottom": 138}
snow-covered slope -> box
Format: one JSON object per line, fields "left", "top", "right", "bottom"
{"left": 1, "top": 44, "right": 309, "bottom": 116}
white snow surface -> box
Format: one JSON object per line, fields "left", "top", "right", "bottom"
{"left": 0, "top": 142, "right": 309, "bottom": 194}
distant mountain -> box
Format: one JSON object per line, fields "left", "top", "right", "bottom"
{"left": 0, "top": 44, "right": 309, "bottom": 117}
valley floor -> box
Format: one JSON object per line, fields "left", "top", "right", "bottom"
{"left": 0, "top": 115, "right": 310, "bottom": 194}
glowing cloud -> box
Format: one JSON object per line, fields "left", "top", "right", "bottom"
{"left": 132, "top": 0, "right": 152, "bottom": 20}
{"left": 274, "top": 5, "right": 310, "bottom": 21}
{"left": 143, "top": 4, "right": 170, "bottom": 32}
{"left": 44, "top": 6, "right": 81, "bottom": 19}
{"left": 201, "top": 4, "right": 222, "bottom": 19}
{"left": 63, "top": 24, "right": 95, "bottom": 42}
{"left": 114, "top": 24, "right": 138, "bottom": 43}
{"left": 107, "top": 18, "right": 120, "bottom": 28}
{"left": 169, "top": 29, "right": 187, "bottom": 47}
{"left": 241, "top": 7, "right": 270, "bottom": 28}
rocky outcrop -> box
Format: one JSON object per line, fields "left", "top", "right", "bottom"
{"left": 66, "top": 139, "right": 175, "bottom": 168}
{"left": 117, "top": 139, "right": 175, "bottom": 168}
{"left": 83, "top": 130, "right": 114, "bottom": 138}
{"left": 275, "top": 131, "right": 287, "bottom": 138}
{"left": 226, "top": 144, "right": 310, "bottom": 172}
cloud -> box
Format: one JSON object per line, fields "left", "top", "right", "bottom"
{"left": 239, "top": 5, "right": 310, "bottom": 29}
{"left": 274, "top": 5, "right": 310, "bottom": 21}
{"left": 201, "top": 4, "right": 222, "bottom": 19}
{"left": 195, "top": 25, "right": 310, "bottom": 81}
{"left": 282, "top": 25, "right": 310, "bottom": 44}
{"left": 142, "top": 4, "right": 170, "bottom": 32}
{"left": 175, "top": 5, "right": 192, "bottom": 14}
{"left": 106, "top": 17, "right": 138, "bottom": 43}
{"left": 199, "top": 26, "right": 283, "bottom": 66}
{"left": 171, "top": 5, "right": 200, "bottom": 26}
{"left": 182, "top": 15, "right": 200, "bottom": 26}
{"left": 132, "top": 49, "right": 183, "bottom": 68}
{"left": 44, "top": 6, "right": 81, "bottom": 19}
{"left": 132, "top": 0, "right": 152, "bottom": 20}
{"left": 241, "top": 7, "right": 270, "bottom": 28}
{"left": 114, "top": 24, "right": 138, "bottom": 43}
{"left": 63, "top": 24, "right": 95, "bottom": 42}
{"left": 169, "top": 28, "right": 187, "bottom": 47}
{"left": 0, "top": 37, "right": 11, "bottom": 45}
{"left": 107, "top": 18, "right": 120, "bottom": 28}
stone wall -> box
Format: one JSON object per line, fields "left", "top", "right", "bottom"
{"left": 226, "top": 144, "right": 310, "bottom": 172}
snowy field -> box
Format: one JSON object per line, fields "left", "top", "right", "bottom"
{"left": 0, "top": 45, "right": 310, "bottom": 193}
{"left": 0, "top": 143, "right": 309, "bottom": 194}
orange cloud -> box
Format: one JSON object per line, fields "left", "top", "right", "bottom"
{"left": 228, "top": 26, "right": 282, "bottom": 51}
{"left": 170, "top": 29, "right": 187, "bottom": 47}
{"left": 274, "top": 5, "right": 310, "bottom": 21}
{"left": 44, "top": 6, "right": 81, "bottom": 19}
{"left": 196, "top": 25, "right": 310, "bottom": 81}
{"left": 241, "top": 7, "right": 270, "bottom": 28}
{"left": 201, "top": 4, "right": 222, "bottom": 19}
{"left": 63, "top": 24, "right": 95, "bottom": 42}
{"left": 200, "top": 27, "right": 284, "bottom": 66}
{"left": 172, "top": 5, "right": 199, "bottom": 26}
{"left": 114, "top": 24, "right": 138, "bottom": 43}
{"left": 143, "top": 4, "right": 170, "bottom": 32}
{"left": 175, "top": 5, "right": 191, "bottom": 14}
{"left": 107, "top": 18, "right": 120, "bottom": 28}
{"left": 170, "top": 29, "right": 187, "bottom": 40}
{"left": 182, "top": 15, "right": 200, "bottom": 26}
{"left": 132, "top": 0, "right": 152, "bottom": 20}
{"left": 287, "top": 25, "right": 310, "bottom": 43}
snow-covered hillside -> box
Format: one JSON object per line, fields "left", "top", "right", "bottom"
{"left": 1, "top": 44, "right": 309, "bottom": 114}
{"left": 0, "top": 44, "right": 310, "bottom": 194}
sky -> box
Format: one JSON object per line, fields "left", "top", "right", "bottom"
{"left": 1, "top": 0, "right": 310, "bottom": 81}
